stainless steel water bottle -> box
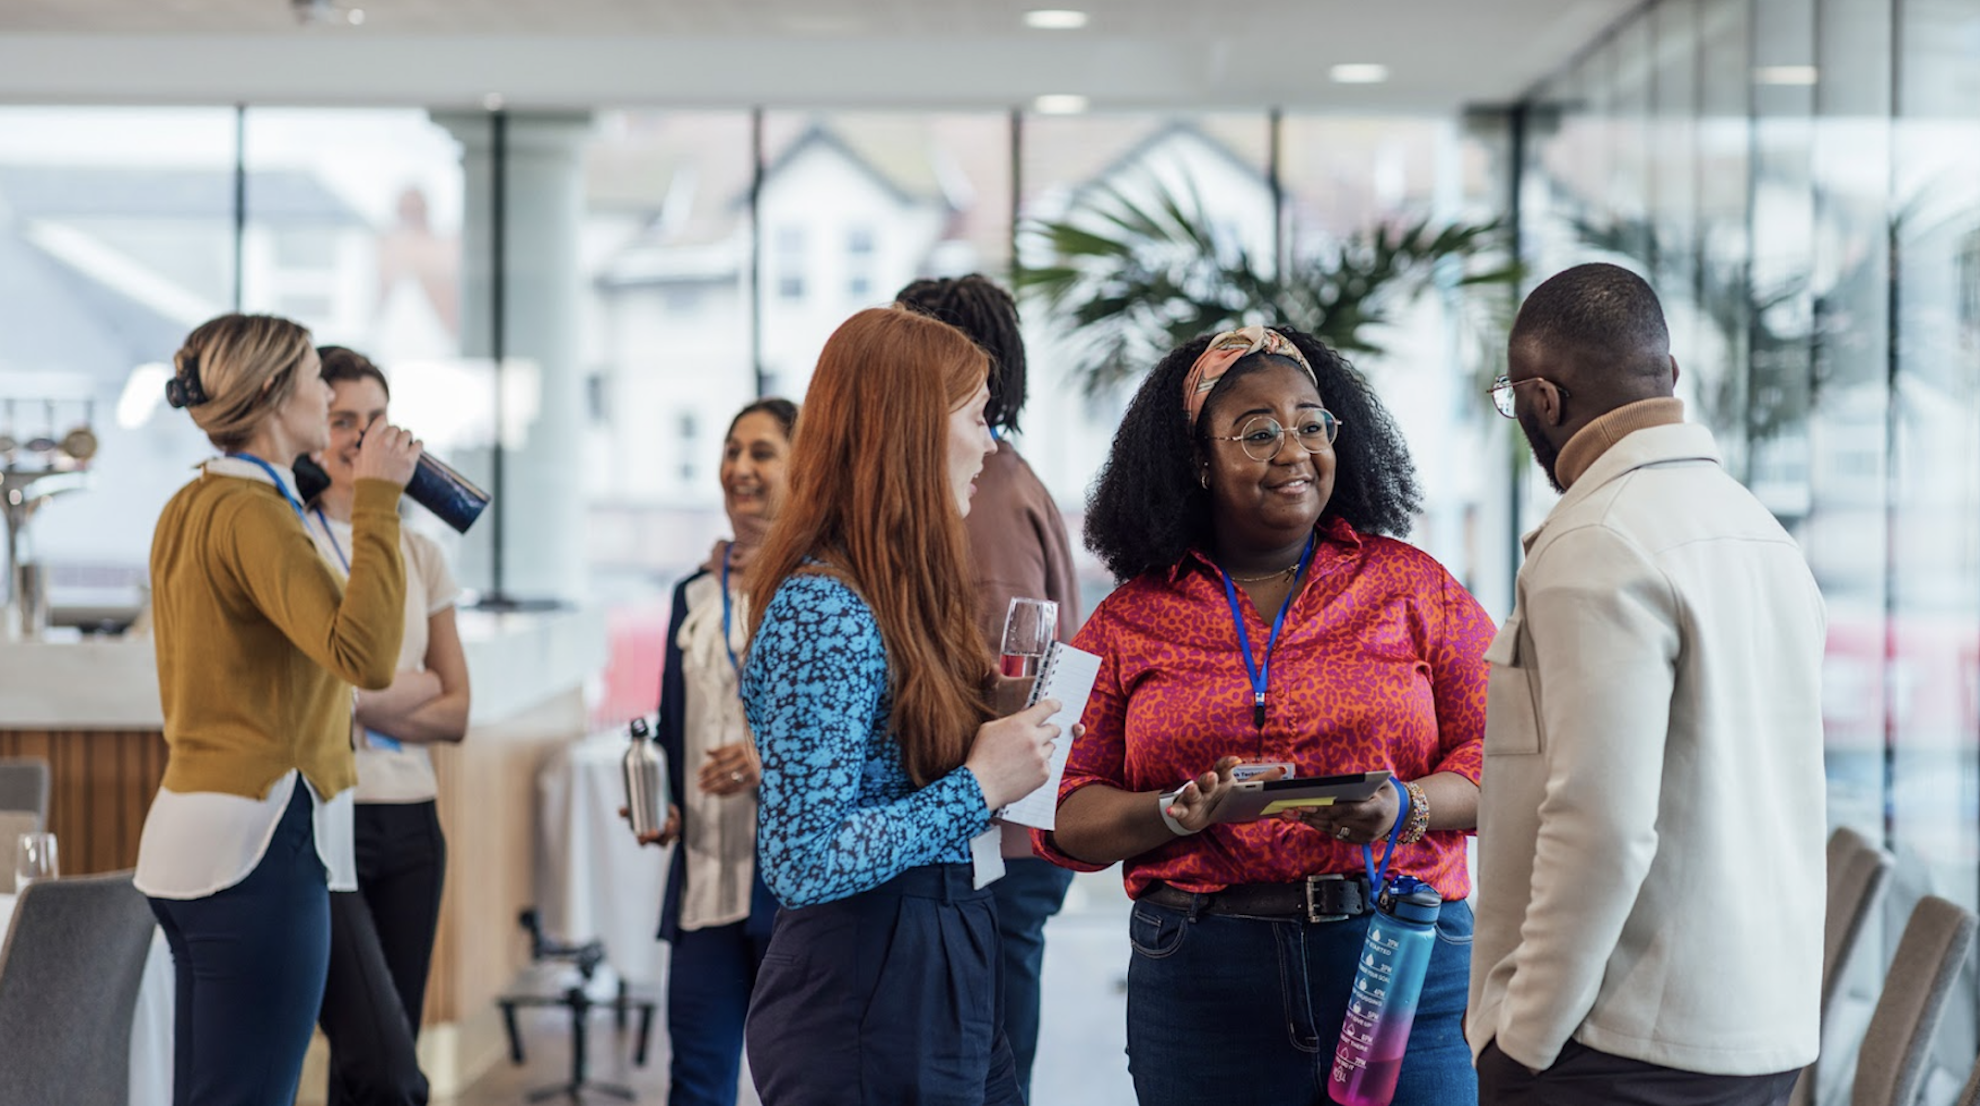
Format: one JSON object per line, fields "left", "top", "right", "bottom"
{"left": 622, "top": 717, "right": 668, "bottom": 839}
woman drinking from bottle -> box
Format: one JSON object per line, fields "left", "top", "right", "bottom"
{"left": 741, "top": 306, "right": 1062, "bottom": 1105}
{"left": 140, "top": 313, "right": 420, "bottom": 1106}
{"left": 1036, "top": 326, "right": 1493, "bottom": 1106}
{"left": 306, "top": 345, "right": 470, "bottom": 1106}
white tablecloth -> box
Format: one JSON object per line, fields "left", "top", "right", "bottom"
{"left": 536, "top": 730, "right": 670, "bottom": 984}
{"left": 0, "top": 890, "right": 172, "bottom": 1106}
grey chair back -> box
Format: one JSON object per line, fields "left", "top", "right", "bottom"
{"left": 0, "top": 811, "right": 38, "bottom": 895}
{"left": 0, "top": 759, "right": 49, "bottom": 830}
{"left": 1792, "top": 827, "right": 1899, "bottom": 1106}
{"left": 1852, "top": 895, "right": 1978, "bottom": 1106}
{"left": 0, "top": 871, "right": 156, "bottom": 1106}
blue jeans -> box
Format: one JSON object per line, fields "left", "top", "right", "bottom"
{"left": 1125, "top": 895, "right": 1476, "bottom": 1106}
{"left": 149, "top": 780, "right": 332, "bottom": 1106}
{"left": 668, "top": 918, "right": 773, "bottom": 1106}
{"left": 990, "top": 857, "right": 1075, "bottom": 1102}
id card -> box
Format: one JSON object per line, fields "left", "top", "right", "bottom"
{"left": 1232, "top": 762, "right": 1295, "bottom": 783}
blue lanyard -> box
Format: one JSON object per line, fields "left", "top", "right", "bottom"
{"left": 1363, "top": 779, "right": 1410, "bottom": 891}
{"left": 1216, "top": 531, "right": 1318, "bottom": 729}
{"left": 228, "top": 452, "right": 307, "bottom": 523}
{"left": 719, "top": 544, "right": 742, "bottom": 675}
{"left": 312, "top": 507, "right": 350, "bottom": 573}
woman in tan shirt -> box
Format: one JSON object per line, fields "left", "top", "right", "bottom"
{"left": 139, "top": 313, "right": 420, "bottom": 1106}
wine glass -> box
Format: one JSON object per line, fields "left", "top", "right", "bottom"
{"left": 15, "top": 832, "right": 57, "bottom": 890}
{"left": 999, "top": 598, "right": 1059, "bottom": 680}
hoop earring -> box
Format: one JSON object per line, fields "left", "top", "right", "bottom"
{"left": 1198, "top": 468, "right": 1210, "bottom": 490}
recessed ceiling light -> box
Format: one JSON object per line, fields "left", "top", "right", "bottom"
{"left": 345, "top": 7, "right": 364, "bottom": 23}
{"left": 1753, "top": 65, "right": 1819, "bottom": 85}
{"left": 1033, "top": 94, "right": 1090, "bottom": 115}
{"left": 482, "top": 92, "right": 506, "bottom": 112}
{"left": 1329, "top": 63, "right": 1390, "bottom": 85}
{"left": 1024, "top": 9, "right": 1089, "bottom": 30}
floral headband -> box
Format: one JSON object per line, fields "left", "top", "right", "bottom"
{"left": 1180, "top": 326, "right": 1316, "bottom": 430}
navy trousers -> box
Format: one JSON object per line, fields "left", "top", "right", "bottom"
{"left": 1125, "top": 896, "right": 1477, "bottom": 1106}
{"left": 746, "top": 864, "right": 1023, "bottom": 1106}
{"left": 319, "top": 800, "right": 446, "bottom": 1105}
{"left": 667, "top": 917, "right": 774, "bottom": 1106}
{"left": 149, "top": 780, "right": 332, "bottom": 1106}
{"left": 988, "top": 857, "right": 1074, "bottom": 1102}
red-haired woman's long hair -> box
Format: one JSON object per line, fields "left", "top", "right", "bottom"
{"left": 747, "top": 307, "right": 994, "bottom": 787}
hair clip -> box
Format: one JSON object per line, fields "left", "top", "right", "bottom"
{"left": 165, "top": 354, "right": 210, "bottom": 409}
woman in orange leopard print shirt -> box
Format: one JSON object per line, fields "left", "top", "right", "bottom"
{"left": 1037, "top": 326, "right": 1493, "bottom": 1106}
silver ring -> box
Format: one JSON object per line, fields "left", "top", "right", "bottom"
{"left": 1334, "top": 825, "right": 1352, "bottom": 841}
{"left": 730, "top": 770, "right": 744, "bottom": 783}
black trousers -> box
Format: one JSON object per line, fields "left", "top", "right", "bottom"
{"left": 318, "top": 801, "right": 447, "bottom": 1106}
{"left": 1479, "top": 1039, "right": 1800, "bottom": 1106}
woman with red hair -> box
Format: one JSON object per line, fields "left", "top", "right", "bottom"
{"left": 741, "top": 306, "right": 1062, "bottom": 1105}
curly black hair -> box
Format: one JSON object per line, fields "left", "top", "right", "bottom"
{"left": 1084, "top": 326, "right": 1421, "bottom": 583}
{"left": 894, "top": 275, "right": 1028, "bottom": 433}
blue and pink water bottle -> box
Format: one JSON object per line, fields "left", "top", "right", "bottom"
{"left": 1330, "top": 781, "right": 1442, "bottom": 1106}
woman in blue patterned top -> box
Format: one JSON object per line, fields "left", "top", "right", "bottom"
{"left": 740, "top": 306, "right": 1063, "bottom": 1105}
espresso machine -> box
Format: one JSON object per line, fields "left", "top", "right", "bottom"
{"left": 1, "top": 399, "right": 96, "bottom": 641}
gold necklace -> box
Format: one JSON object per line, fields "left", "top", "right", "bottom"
{"left": 1226, "top": 562, "right": 1300, "bottom": 584}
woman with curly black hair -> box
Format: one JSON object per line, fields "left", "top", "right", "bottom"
{"left": 1034, "top": 326, "right": 1493, "bottom": 1105}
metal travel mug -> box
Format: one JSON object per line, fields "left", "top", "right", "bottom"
{"left": 295, "top": 446, "right": 491, "bottom": 535}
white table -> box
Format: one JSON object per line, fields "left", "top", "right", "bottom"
{"left": 536, "top": 730, "right": 669, "bottom": 984}
{"left": 0, "top": 890, "right": 172, "bottom": 1106}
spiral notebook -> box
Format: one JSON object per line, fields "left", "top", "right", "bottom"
{"left": 998, "top": 641, "right": 1102, "bottom": 832}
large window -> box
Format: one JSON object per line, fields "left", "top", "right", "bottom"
{"left": 0, "top": 107, "right": 239, "bottom": 618}
{"left": 1519, "top": 0, "right": 1980, "bottom": 1095}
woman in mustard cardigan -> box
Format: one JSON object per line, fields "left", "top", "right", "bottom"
{"left": 138, "top": 313, "right": 421, "bottom": 1106}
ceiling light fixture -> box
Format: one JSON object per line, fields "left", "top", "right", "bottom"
{"left": 483, "top": 92, "right": 507, "bottom": 112}
{"left": 1033, "top": 94, "right": 1090, "bottom": 115}
{"left": 1024, "top": 9, "right": 1090, "bottom": 30}
{"left": 346, "top": 7, "right": 364, "bottom": 24}
{"left": 1329, "top": 63, "right": 1390, "bottom": 85}
{"left": 1753, "top": 65, "right": 1818, "bottom": 85}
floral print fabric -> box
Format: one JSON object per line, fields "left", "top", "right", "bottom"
{"left": 742, "top": 572, "right": 992, "bottom": 908}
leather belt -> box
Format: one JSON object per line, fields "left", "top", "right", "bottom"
{"left": 1140, "top": 874, "right": 1372, "bottom": 923}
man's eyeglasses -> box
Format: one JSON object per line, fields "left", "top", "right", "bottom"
{"left": 1488, "top": 374, "right": 1571, "bottom": 419}
{"left": 1204, "top": 413, "right": 1342, "bottom": 462}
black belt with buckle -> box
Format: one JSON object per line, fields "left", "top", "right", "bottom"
{"left": 1140, "top": 874, "right": 1372, "bottom": 923}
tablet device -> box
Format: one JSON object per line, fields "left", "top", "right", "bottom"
{"left": 1211, "top": 769, "right": 1393, "bottom": 823}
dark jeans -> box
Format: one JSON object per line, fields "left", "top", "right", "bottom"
{"left": 667, "top": 918, "right": 774, "bottom": 1106}
{"left": 746, "top": 864, "right": 1022, "bottom": 1106}
{"left": 989, "top": 857, "right": 1075, "bottom": 1102}
{"left": 149, "top": 779, "right": 331, "bottom": 1106}
{"left": 1125, "top": 895, "right": 1476, "bottom": 1106}
{"left": 1478, "top": 1039, "right": 1800, "bottom": 1106}
{"left": 319, "top": 801, "right": 447, "bottom": 1106}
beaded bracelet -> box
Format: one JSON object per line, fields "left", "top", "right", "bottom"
{"left": 1397, "top": 780, "right": 1431, "bottom": 845}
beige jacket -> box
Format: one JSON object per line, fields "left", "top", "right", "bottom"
{"left": 1467, "top": 421, "right": 1827, "bottom": 1076}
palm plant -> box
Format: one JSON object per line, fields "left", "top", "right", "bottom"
{"left": 1016, "top": 177, "right": 1521, "bottom": 395}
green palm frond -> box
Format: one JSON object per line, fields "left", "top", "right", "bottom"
{"left": 1018, "top": 176, "right": 1521, "bottom": 394}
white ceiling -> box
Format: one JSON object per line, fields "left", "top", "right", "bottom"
{"left": 0, "top": 0, "right": 1634, "bottom": 111}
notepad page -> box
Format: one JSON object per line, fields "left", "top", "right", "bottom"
{"left": 999, "top": 642, "right": 1102, "bottom": 831}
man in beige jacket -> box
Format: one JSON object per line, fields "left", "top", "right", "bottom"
{"left": 1469, "top": 263, "right": 1827, "bottom": 1105}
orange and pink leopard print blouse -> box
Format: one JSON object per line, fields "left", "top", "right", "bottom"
{"left": 1035, "top": 517, "right": 1494, "bottom": 902}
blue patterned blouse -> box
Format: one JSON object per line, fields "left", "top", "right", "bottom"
{"left": 741, "top": 571, "right": 992, "bottom": 908}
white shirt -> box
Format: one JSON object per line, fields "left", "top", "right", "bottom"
{"left": 306, "top": 511, "right": 460, "bottom": 804}
{"left": 1467, "top": 423, "right": 1828, "bottom": 1076}
{"left": 134, "top": 457, "right": 357, "bottom": 899}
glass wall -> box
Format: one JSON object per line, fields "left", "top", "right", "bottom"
{"left": 1519, "top": 0, "right": 1980, "bottom": 1096}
